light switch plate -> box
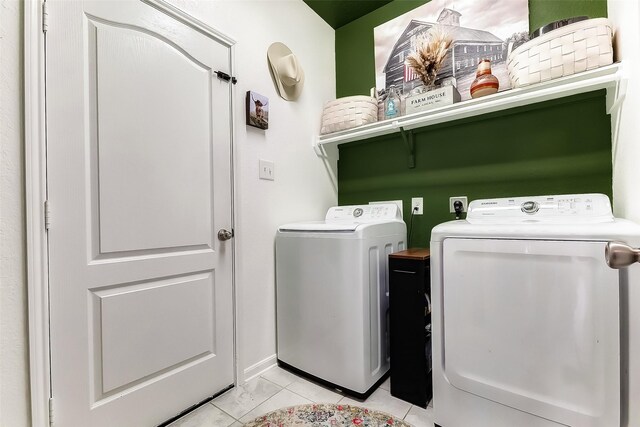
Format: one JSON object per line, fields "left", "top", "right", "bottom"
{"left": 259, "top": 159, "right": 274, "bottom": 181}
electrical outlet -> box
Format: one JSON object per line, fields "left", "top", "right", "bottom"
{"left": 259, "top": 159, "right": 274, "bottom": 181}
{"left": 449, "top": 196, "right": 468, "bottom": 213}
{"left": 411, "top": 197, "right": 424, "bottom": 215}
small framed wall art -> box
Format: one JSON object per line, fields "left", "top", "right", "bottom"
{"left": 246, "top": 91, "right": 269, "bottom": 130}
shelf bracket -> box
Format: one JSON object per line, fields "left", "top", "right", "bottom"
{"left": 606, "top": 75, "right": 627, "bottom": 115}
{"left": 312, "top": 137, "right": 339, "bottom": 194}
{"left": 399, "top": 127, "right": 415, "bottom": 168}
{"left": 609, "top": 74, "right": 628, "bottom": 168}
{"left": 313, "top": 136, "right": 323, "bottom": 157}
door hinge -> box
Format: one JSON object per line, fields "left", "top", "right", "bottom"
{"left": 48, "top": 397, "right": 54, "bottom": 426}
{"left": 44, "top": 200, "right": 51, "bottom": 231}
{"left": 42, "top": 2, "right": 49, "bottom": 33}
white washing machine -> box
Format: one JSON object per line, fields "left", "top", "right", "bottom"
{"left": 276, "top": 204, "right": 406, "bottom": 398}
{"left": 431, "top": 194, "right": 640, "bottom": 427}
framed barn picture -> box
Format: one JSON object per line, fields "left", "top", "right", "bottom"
{"left": 246, "top": 91, "right": 269, "bottom": 130}
{"left": 374, "top": 0, "right": 529, "bottom": 101}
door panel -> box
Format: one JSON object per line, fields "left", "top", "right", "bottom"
{"left": 98, "top": 271, "right": 216, "bottom": 394}
{"left": 47, "top": 1, "right": 234, "bottom": 426}
{"left": 442, "top": 238, "right": 619, "bottom": 426}
{"left": 92, "top": 18, "right": 214, "bottom": 254}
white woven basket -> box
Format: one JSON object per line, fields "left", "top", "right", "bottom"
{"left": 320, "top": 96, "right": 378, "bottom": 135}
{"left": 507, "top": 17, "right": 613, "bottom": 88}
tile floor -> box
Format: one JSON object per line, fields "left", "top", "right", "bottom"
{"left": 169, "top": 366, "right": 434, "bottom": 427}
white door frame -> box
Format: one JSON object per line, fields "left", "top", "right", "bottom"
{"left": 25, "top": 1, "right": 50, "bottom": 425}
{"left": 24, "top": 1, "right": 241, "bottom": 425}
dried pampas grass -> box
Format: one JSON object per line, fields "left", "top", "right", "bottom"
{"left": 406, "top": 27, "right": 453, "bottom": 87}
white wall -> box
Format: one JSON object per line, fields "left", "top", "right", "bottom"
{"left": 610, "top": 3, "right": 640, "bottom": 219}
{"left": 0, "top": 0, "right": 335, "bottom": 425}
{"left": 0, "top": 1, "right": 31, "bottom": 426}
{"left": 609, "top": 1, "right": 640, "bottom": 425}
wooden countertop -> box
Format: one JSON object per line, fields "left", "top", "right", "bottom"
{"left": 389, "top": 248, "right": 430, "bottom": 260}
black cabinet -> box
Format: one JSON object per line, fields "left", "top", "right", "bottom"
{"left": 389, "top": 249, "right": 432, "bottom": 407}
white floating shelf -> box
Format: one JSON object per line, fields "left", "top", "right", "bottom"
{"left": 315, "top": 63, "right": 624, "bottom": 150}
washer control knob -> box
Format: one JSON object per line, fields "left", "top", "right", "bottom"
{"left": 521, "top": 201, "right": 539, "bottom": 214}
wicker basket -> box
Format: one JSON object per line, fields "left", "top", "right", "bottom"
{"left": 507, "top": 18, "right": 613, "bottom": 88}
{"left": 320, "top": 96, "right": 378, "bottom": 135}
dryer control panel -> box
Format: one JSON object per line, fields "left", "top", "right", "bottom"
{"left": 326, "top": 204, "right": 401, "bottom": 223}
{"left": 467, "top": 193, "right": 614, "bottom": 224}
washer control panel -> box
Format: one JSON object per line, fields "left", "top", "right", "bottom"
{"left": 326, "top": 204, "right": 401, "bottom": 222}
{"left": 467, "top": 194, "right": 613, "bottom": 223}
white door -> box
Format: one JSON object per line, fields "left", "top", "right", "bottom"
{"left": 442, "top": 238, "right": 620, "bottom": 426}
{"left": 46, "top": 1, "right": 235, "bottom": 425}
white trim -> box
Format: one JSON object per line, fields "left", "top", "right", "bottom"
{"left": 229, "top": 42, "right": 244, "bottom": 387}
{"left": 25, "top": 0, "right": 50, "bottom": 426}
{"left": 243, "top": 355, "right": 278, "bottom": 383}
{"left": 143, "top": 0, "right": 236, "bottom": 47}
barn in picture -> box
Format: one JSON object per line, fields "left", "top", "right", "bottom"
{"left": 384, "top": 8, "right": 505, "bottom": 94}
{"left": 375, "top": 1, "right": 529, "bottom": 100}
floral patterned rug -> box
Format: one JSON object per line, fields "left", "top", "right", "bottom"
{"left": 243, "top": 403, "right": 413, "bottom": 427}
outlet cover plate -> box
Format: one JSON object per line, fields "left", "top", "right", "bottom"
{"left": 449, "top": 196, "right": 468, "bottom": 213}
{"left": 411, "top": 197, "right": 424, "bottom": 215}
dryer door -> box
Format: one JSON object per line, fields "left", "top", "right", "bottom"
{"left": 442, "top": 238, "right": 619, "bottom": 426}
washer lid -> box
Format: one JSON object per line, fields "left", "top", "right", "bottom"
{"left": 467, "top": 193, "right": 613, "bottom": 224}
{"left": 278, "top": 221, "right": 358, "bottom": 232}
{"left": 278, "top": 203, "right": 402, "bottom": 232}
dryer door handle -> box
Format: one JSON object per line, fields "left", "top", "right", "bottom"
{"left": 605, "top": 242, "right": 640, "bottom": 269}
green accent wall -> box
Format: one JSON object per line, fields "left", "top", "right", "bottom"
{"left": 529, "top": 0, "right": 608, "bottom": 32}
{"left": 335, "top": 0, "right": 611, "bottom": 248}
{"left": 303, "top": 0, "right": 394, "bottom": 29}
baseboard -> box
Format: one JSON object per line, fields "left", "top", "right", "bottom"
{"left": 243, "top": 354, "right": 277, "bottom": 383}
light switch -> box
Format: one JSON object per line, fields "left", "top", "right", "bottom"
{"left": 259, "top": 159, "right": 275, "bottom": 181}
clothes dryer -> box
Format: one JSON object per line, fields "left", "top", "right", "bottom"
{"left": 431, "top": 194, "right": 640, "bottom": 427}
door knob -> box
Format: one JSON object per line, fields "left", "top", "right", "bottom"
{"left": 218, "top": 229, "right": 233, "bottom": 241}
{"left": 605, "top": 242, "right": 640, "bottom": 269}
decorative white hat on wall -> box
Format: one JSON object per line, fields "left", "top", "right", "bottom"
{"left": 267, "top": 42, "right": 305, "bottom": 101}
